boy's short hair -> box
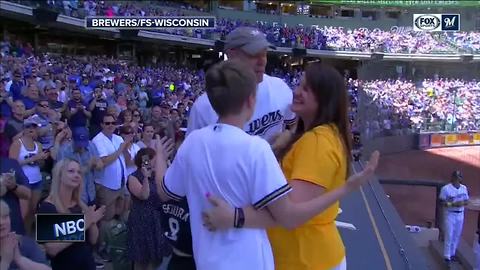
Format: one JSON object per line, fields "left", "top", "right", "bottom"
{"left": 205, "top": 60, "right": 257, "bottom": 116}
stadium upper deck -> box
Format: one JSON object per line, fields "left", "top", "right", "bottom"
{"left": 4, "top": 0, "right": 480, "bottom": 54}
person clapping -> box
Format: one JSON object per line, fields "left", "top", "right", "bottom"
{"left": 126, "top": 144, "right": 173, "bottom": 270}
{"left": 37, "top": 159, "right": 106, "bottom": 270}
{"left": 0, "top": 200, "right": 51, "bottom": 270}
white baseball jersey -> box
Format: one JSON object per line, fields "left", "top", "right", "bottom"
{"left": 187, "top": 74, "right": 296, "bottom": 142}
{"left": 439, "top": 183, "right": 469, "bottom": 212}
{"left": 162, "top": 123, "right": 292, "bottom": 270}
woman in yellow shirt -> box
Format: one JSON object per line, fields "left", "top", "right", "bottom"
{"left": 203, "top": 62, "right": 359, "bottom": 270}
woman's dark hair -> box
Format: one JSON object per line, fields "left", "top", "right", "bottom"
{"left": 142, "top": 122, "right": 154, "bottom": 131}
{"left": 119, "top": 125, "right": 134, "bottom": 135}
{"left": 132, "top": 109, "right": 143, "bottom": 122}
{"left": 278, "top": 63, "right": 352, "bottom": 174}
{"left": 118, "top": 109, "right": 132, "bottom": 123}
{"left": 134, "top": 147, "right": 156, "bottom": 168}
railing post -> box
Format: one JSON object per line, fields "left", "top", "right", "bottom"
{"left": 436, "top": 186, "right": 444, "bottom": 241}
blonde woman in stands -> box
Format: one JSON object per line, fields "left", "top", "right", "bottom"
{"left": 36, "top": 159, "right": 106, "bottom": 270}
{"left": 203, "top": 63, "right": 367, "bottom": 270}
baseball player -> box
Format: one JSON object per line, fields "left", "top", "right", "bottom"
{"left": 439, "top": 170, "right": 469, "bottom": 264}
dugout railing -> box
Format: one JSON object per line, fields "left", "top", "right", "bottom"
{"left": 379, "top": 179, "right": 445, "bottom": 233}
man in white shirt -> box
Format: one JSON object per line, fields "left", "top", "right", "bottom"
{"left": 92, "top": 114, "right": 132, "bottom": 221}
{"left": 439, "top": 170, "right": 469, "bottom": 265}
{"left": 187, "top": 26, "right": 296, "bottom": 143}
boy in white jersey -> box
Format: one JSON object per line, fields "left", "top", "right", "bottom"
{"left": 187, "top": 26, "right": 296, "bottom": 143}
{"left": 439, "top": 170, "right": 469, "bottom": 265}
{"left": 161, "top": 60, "right": 290, "bottom": 270}
{"left": 156, "top": 60, "right": 379, "bottom": 270}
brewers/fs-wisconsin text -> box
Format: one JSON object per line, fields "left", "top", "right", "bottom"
{"left": 85, "top": 17, "right": 216, "bottom": 29}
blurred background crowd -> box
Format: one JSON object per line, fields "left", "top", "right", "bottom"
{"left": 6, "top": 0, "right": 480, "bottom": 54}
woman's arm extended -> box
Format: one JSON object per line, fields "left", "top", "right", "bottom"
{"left": 202, "top": 151, "right": 379, "bottom": 230}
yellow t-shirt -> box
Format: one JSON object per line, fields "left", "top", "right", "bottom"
{"left": 268, "top": 124, "right": 347, "bottom": 270}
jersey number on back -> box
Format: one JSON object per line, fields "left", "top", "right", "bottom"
{"left": 165, "top": 217, "right": 180, "bottom": 241}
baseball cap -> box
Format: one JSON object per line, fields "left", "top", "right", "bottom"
{"left": 23, "top": 116, "right": 42, "bottom": 128}
{"left": 224, "top": 27, "right": 276, "bottom": 55}
{"left": 72, "top": 127, "right": 89, "bottom": 148}
{"left": 452, "top": 170, "right": 463, "bottom": 179}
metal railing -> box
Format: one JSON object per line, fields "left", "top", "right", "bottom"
{"left": 379, "top": 179, "right": 445, "bottom": 232}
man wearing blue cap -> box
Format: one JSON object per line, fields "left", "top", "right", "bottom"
{"left": 56, "top": 126, "right": 103, "bottom": 206}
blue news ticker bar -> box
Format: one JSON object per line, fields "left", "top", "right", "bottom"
{"left": 85, "top": 16, "right": 216, "bottom": 29}
{"left": 36, "top": 213, "right": 85, "bottom": 242}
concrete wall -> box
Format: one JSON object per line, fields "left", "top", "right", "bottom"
{"left": 363, "top": 134, "right": 418, "bottom": 158}
{"left": 217, "top": 8, "right": 399, "bottom": 30}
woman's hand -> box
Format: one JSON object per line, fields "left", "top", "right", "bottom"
{"left": 85, "top": 205, "right": 106, "bottom": 228}
{"left": 55, "top": 128, "right": 68, "bottom": 143}
{"left": 345, "top": 150, "right": 380, "bottom": 191}
{"left": 153, "top": 135, "right": 175, "bottom": 160}
{"left": 0, "top": 232, "right": 18, "bottom": 265}
{"left": 141, "top": 166, "right": 152, "bottom": 179}
{"left": 269, "top": 130, "right": 293, "bottom": 153}
{"left": 202, "top": 194, "right": 235, "bottom": 231}
{"left": 201, "top": 151, "right": 381, "bottom": 231}
{"left": 34, "top": 151, "right": 50, "bottom": 161}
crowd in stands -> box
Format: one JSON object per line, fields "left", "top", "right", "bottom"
{"left": 441, "top": 31, "right": 480, "bottom": 53}
{"left": 361, "top": 78, "right": 480, "bottom": 137}
{"left": 267, "top": 66, "right": 480, "bottom": 136}
{"left": 6, "top": 0, "right": 480, "bottom": 54}
{"left": 0, "top": 23, "right": 479, "bottom": 268}
{"left": 1, "top": 36, "right": 207, "bottom": 269}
